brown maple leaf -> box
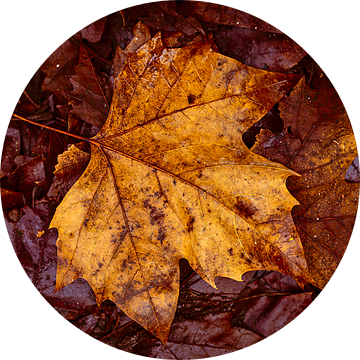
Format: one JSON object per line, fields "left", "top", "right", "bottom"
{"left": 252, "top": 77, "right": 359, "bottom": 288}
{"left": 65, "top": 45, "right": 112, "bottom": 128}
{"left": 49, "top": 34, "right": 306, "bottom": 343}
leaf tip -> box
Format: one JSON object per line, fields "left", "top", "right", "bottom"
{"left": 150, "top": 322, "right": 171, "bottom": 346}
{"left": 54, "top": 279, "right": 64, "bottom": 294}
{"left": 158, "top": 335, "right": 168, "bottom": 347}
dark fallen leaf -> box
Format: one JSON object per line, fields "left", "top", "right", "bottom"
{"left": 0, "top": 127, "right": 42, "bottom": 207}
{"left": 26, "top": 111, "right": 54, "bottom": 122}
{"left": 6, "top": 155, "right": 46, "bottom": 193}
{"left": 1, "top": 188, "right": 25, "bottom": 210}
{"left": 1, "top": 121, "right": 21, "bottom": 176}
{"left": 214, "top": 26, "right": 307, "bottom": 72}
{"left": 41, "top": 36, "right": 80, "bottom": 100}
{"left": 15, "top": 120, "right": 48, "bottom": 157}
{"left": 180, "top": 1, "right": 282, "bottom": 33}
{"left": 100, "top": 12, "right": 134, "bottom": 50}
{"left": 13, "top": 155, "right": 34, "bottom": 167}
{"left": 130, "top": 2, "right": 205, "bottom": 37}
{"left": 6, "top": 200, "right": 97, "bottom": 309}
{"left": 57, "top": 102, "right": 98, "bottom": 140}
{"left": 65, "top": 45, "right": 111, "bottom": 128}
{"left": 81, "top": 16, "right": 108, "bottom": 43}
{"left": 252, "top": 77, "right": 359, "bottom": 288}
{"left": 173, "top": 15, "right": 205, "bottom": 37}
{"left": 232, "top": 291, "right": 313, "bottom": 337}
{"left": 242, "top": 107, "right": 284, "bottom": 148}
{"left": 139, "top": 313, "right": 263, "bottom": 359}
{"left": 22, "top": 68, "right": 45, "bottom": 107}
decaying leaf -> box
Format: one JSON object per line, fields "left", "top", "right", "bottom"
{"left": 252, "top": 77, "right": 359, "bottom": 288}
{"left": 41, "top": 37, "right": 80, "bottom": 99}
{"left": 143, "top": 312, "right": 263, "bottom": 358}
{"left": 65, "top": 45, "right": 112, "bottom": 128}
{"left": 80, "top": 16, "right": 107, "bottom": 43}
{"left": 110, "top": 22, "right": 152, "bottom": 81}
{"left": 180, "top": 1, "right": 282, "bottom": 33}
{"left": 49, "top": 34, "right": 306, "bottom": 343}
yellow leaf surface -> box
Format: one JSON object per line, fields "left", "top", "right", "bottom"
{"left": 50, "top": 34, "right": 306, "bottom": 343}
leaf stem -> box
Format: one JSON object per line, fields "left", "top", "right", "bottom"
{"left": 12, "top": 113, "right": 97, "bottom": 145}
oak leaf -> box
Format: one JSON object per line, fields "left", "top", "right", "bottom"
{"left": 49, "top": 34, "right": 307, "bottom": 343}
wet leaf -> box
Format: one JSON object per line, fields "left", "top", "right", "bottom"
{"left": 1, "top": 121, "right": 21, "bottom": 176}
{"left": 50, "top": 34, "right": 306, "bottom": 343}
{"left": 65, "top": 45, "right": 112, "bottom": 129}
{"left": 227, "top": 271, "right": 313, "bottom": 336}
{"left": 180, "top": 1, "right": 282, "bottom": 33}
{"left": 131, "top": 2, "right": 205, "bottom": 36}
{"left": 142, "top": 313, "right": 263, "bottom": 359}
{"left": 6, "top": 155, "right": 46, "bottom": 193}
{"left": 252, "top": 77, "right": 359, "bottom": 288}
{"left": 5, "top": 200, "right": 97, "bottom": 309}
{"left": 1, "top": 159, "right": 47, "bottom": 207}
{"left": 111, "top": 22, "right": 151, "bottom": 80}
{"left": 81, "top": 16, "right": 107, "bottom": 43}
{"left": 215, "top": 27, "right": 307, "bottom": 72}
{"left": 41, "top": 37, "right": 80, "bottom": 99}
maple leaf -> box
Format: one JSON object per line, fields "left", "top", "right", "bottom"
{"left": 80, "top": 16, "right": 107, "bottom": 43}
{"left": 65, "top": 45, "right": 112, "bottom": 128}
{"left": 252, "top": 77, "right": 359, "bottom": 288}
{"left": 180, "top": 1, "right": 282, "bottom": 33}
{"left": 110, "top": 22, "right": 151, "bottom": 80}
{"left": 161, "top": 1, "right": 305, "bottom": 72}
{"left": 41, "top": 36, "right": 80, "bottom": 100}
{"left": 49, "top": 34, "right": 306, "bottom": 343}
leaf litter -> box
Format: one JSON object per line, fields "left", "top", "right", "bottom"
{"left": 2, "top": 2, "right": 360, "bottom": 358}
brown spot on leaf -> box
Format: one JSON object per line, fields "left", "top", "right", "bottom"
{"left": 187, "top": 94, "right": 196, "bottom": 104}
{"left": 157, "top": 228, "right": 166, "bottom": 245}
{"left": 234, "top": 197, "right": 256, "bottom": 218}
{"left": 187, "top": 216, "right": 195, "bottom": 232}
{"left": 143, "top": 198, "right": 165, "bottom": 225}
{"left": 154, "top": 190, "right": 163, "bottom": 198}
{"left": 225, "top": 69, "right": 237, "bottom": 84}
{"left": 151, "top": 211, "right": 165, "bottom": 224}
